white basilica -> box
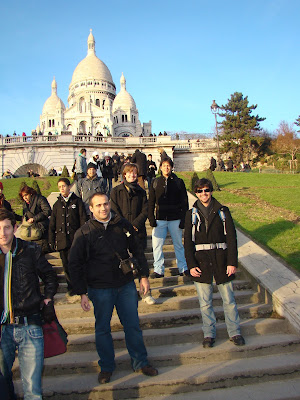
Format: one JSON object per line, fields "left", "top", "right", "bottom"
{"left": 38, "top": 30, "right": 152, "bottom": 137}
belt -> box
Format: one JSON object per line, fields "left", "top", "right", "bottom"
{"left": 5, "top": 313, "right": 42, "bottom": 326}
{"left": 195, "top": 243, "right": 227, "bottom": 251}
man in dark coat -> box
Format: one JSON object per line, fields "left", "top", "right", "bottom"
{"left": 146, "top": 154, "right": 157, "bottom": 189}
{"left": 68, "top": 193, "right": 158, "bottom": 384}
{"left": 184, "top": 178, "right": 245, "bottom": 348}
{"left": 0, "top": 209, "right": 58, "bottom": 399}
{"left": 131, "top": 149, "right": 147, "bottom": 189}
{"left": 148, "top": 157, "right": 188, "bottom": 277}
{"left": 49, "top": 178, "right": 87, "bottom": 298}
{"left": 100, "top": 153, "right": 114, "bottom": 193}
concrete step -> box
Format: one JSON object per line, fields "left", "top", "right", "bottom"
{"left": 64, "top": 318, "right": 291, "bottom": 352}
{"left": 14, "top": 352, "right": 300, "bottom": 399}
{"left": 55, "top": 278, "right": 253, "bottom": 294}
{"left": 58, "top": 303, "right": 275, "bottom": 335}
{"left": 13, "top": 333, "right": 300, "bottom": 378}
{"left": 132, "top": 378, "right": 300, "bottom": 400}
{"left": 55, "top": 290, "right": 260, "bottom": 318}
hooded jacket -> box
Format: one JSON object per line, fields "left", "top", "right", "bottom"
{"left": 184, "top": 197, "right": 238, "bottom": 285}
{"left": 74, "top": 175, "right": 107, "bottom": 215}
{"left": 68, "top": 213, "right": 149, "bottom": 294}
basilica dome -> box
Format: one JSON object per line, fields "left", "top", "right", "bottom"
{"left": 113, "top": 73, "right": 136, "bottom": 111}
{"left": 70, "top": 30, "right": 114, "bottom": 86}
{"left": 42, "top": 77, "right": 65, "bottom": 114}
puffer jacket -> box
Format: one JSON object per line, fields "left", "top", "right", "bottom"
{"left": 0, "top": 238, "right": 58, "bottom": 318}
{"left": 68, "top": 213, "right": 149, "bottom": 294}
{"left": 74, "top": 176, "right": 107, "bottom": 215}
{"left": 49, "top": 193, "right": 88, "bottom": 251}
{"left": 184, "top": 198, "right": 238, "bottom": 285}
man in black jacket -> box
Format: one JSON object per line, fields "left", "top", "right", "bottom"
{"left": 0, "top": 209, "right": 58, "bottom": 399}
{"left": 131, "top": 149, "right": 147, "bottom": 189}
{"left": 68, "top": 193, "right": 158, "bottom": 384}
{"left": 49, "top": 178, "right": 87, "bottom": 299}
{"left": 148, "top": 158, "right": 188, "bottom": 278}
{"left": 184, "top": 178, "right": 245, "bottom": 348}
{"left": 146, "top": 154, "right": 157, "bottom": 190}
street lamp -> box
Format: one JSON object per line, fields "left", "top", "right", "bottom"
{"left": 211, "top": 100, "right": 221, "bottom": 165}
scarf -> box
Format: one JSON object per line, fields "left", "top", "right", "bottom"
{"left": 123, "top": 179, "right": 139, "bottom": 197}
{"left": 0, "top": 239, "right": 18, "bottom": 324}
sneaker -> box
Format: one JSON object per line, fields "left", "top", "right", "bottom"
{"left": 136, "top": 365, "right": 158, "bottom": 376}
{"left": 142, "top": 294, "right": 156, "bottom": 305}
{"left": 230, "top": 335, "right": 245, "bottom": 346}
{"left": 202, "top": 337, "right": 215, "bottom": 348}
{"left": 154, "top": 273, "right": 164, "bottom": 278}
{"left": 98, "top": 371, "right": 112, "bottom": 384}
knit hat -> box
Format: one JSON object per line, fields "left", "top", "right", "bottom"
{"left": 92, "top": 151, "right": 99, "bottom": 157}
{"left": 87, "top": 162, "right": 96, "bottom": 170}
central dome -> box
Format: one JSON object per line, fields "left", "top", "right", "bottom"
{"left": 70, "top": 30, "right": 114, "bottom": 86}
{"left": 71, "top": 53, "right": 113, "bottom": 84}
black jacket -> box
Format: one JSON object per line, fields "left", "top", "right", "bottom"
{"left": 148, "top": 173, "right": 188, "bottom": 228}
{"left": 49, "top": 193, "right": 88, "bottom": 251}
{"left": 68, "top": 213, "right": 149, "bottom": 294}
{"left": 184, "top": 198, "right": 238, "bottom": 285}
{"left": 110, "top": 182, "right": 148, "bottom": 244}
{"left": 0, "top": 238, "right": 58, "bottom": 318}
{"left": 131, "top": 150, "right": 147, "bottom": 177}
{"left": 146, "top": 160, "right": 157, "bottom": 178}
{"left": 22, "top": 194, "right": 51, "bottom": 238}
{"left": 101, "top": 157, "right": 114, "bottom": 179}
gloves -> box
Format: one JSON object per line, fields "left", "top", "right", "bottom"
{"left": 179, "top": 220, "right": 185, "bottom": 229}
{"left": 42, "top": 300, "right": 56, "bottom": 323}
{"left": 149, "top": 220, "right": 157, "bottom": 228}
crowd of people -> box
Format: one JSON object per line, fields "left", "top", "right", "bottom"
{"left": 209, "top": 157, "right": 252, "bottom": 172}
{"left": 0, "top": 148, "right": 245, "bottom": 399}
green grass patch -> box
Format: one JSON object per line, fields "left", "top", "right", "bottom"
{"left": 177, "top": 171, "right": 300, "bottom": 272}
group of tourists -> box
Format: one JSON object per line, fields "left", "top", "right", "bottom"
{"left": 0, "top": 150, "right": 245, "bottom": 399}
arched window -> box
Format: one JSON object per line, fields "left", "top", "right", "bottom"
{"left": 52, "top": 119, "right": 55, "bottom": 127}
{"left": 79, "top": 97, "right": 85, "bottom": 113}
{"left": 49, "top": 120, "right": 51, "bottom": 127}
{"left": 96, "top": 99, "right": 100, "bottom": 107}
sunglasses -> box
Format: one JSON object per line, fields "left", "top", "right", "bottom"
{"left": 195, "top": 188, "right": 211, "bottom": 194}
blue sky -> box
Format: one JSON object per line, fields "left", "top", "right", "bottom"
{"left": 0, "top": 0, "right": 299, "bottom": 136}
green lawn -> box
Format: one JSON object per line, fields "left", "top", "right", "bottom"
{"left": 177, "top": 171, "right": 300, "bottom": 272}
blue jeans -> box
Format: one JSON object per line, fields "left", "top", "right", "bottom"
{"left": 88, "top": 281, "right": 148, "bottom": 372}
{"left": 194, "top": 280, "right": 241, "bottom": 338}
{"left": 1, "top": 323, "right": 44, "bottom": 400}
{"left": 152, "top": 219, "right": 187, "bottom": 274}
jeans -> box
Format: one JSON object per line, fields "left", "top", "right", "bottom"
{"left": 1, "top": 323, "right": 44, "bottom": 400}
{"left": 147, "top": 176, "right": 153, "bottom": 190}
{"left": 60, "top": 248, "right": 73, "bottom": 293}
{"left": 88, "top": 281, "right": 148, "bottom": 372}
{"left": 152, "top": 219, "right": 187, "bottom": 274}
{"left": 194, "top": 280, "right": 241, "bottom": 338}
{"left": 104, "top": 177, "right": 112, "bottom": 194}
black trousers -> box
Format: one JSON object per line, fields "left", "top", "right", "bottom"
{"left": 60, "top": 248, "right": 73, "bottom": 294}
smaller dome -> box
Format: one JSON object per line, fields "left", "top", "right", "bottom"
{"left": 112, "top": 73, "right": 136, "bottom": 112}
{"left": 42, "top": 78, "right": 65, "bottom": 115}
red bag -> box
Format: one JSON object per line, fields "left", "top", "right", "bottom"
{"left": 42, "top": 320, "right": 68, "bottom": 358}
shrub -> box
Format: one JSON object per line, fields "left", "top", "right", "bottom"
{"left": 32, "top": 180, "right": 42, "bottom": 195}
{"left": 61, "top": 165, "right": 70, "bottom": 177}
{"left": 191, "top": 172, "right": 199, "bottom": 192}
{"left": 206, "top": 169, "right": 220, "bottom": 191}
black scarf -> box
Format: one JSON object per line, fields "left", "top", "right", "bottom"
{"left": 123, "top": 179, "right": 139, "bottom": 197}
{"left": 197, "top": 198, "right": 213, "bottom": 221}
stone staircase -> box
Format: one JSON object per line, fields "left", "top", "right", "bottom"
{"left": 15, "top": 231, "right": 300, "bottom": 399}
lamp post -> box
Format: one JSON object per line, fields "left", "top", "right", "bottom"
{"left": 211, "top": 100, "right": 221, "bottom": 166}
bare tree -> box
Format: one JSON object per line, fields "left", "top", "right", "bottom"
{"left": 273, "top": 121, "right": 300, "bottom": 169}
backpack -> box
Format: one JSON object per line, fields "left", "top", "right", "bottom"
{"left": 191, "top": 207, "right": 226, "bottom": 242}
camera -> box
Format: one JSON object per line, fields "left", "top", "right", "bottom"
{"left": 119, "top": 257, "right": 141, "bottom": 277}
